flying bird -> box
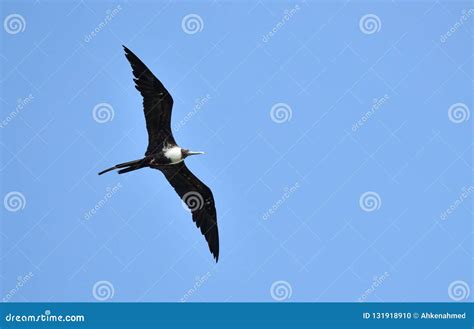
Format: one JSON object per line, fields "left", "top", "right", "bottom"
{"left": 98, "top": 46, "right": 219, "bottom": 262}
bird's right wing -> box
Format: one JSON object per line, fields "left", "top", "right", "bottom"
{"left": 158, "top": 162, "right": 219, "bottom": 262}
{"left": 123, "top": 46, "right": 176, "bottom": 155}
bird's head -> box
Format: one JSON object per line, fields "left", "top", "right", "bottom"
{"left": 181, "top": 149, "right": 205, "bottom": 159}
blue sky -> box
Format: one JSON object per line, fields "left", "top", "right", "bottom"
{"left": 0, "top": 0, "right": 472, "bottom": 302}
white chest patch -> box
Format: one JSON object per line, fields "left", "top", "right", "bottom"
{"left": 164, "top": 146, "right": 182, "bottom": 163}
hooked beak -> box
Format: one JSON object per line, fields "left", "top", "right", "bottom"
{"left": 187, "top": 151, "right": 205, "bottom": 156}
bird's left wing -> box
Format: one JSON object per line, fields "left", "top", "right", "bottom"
{"left": 158, "top": 162, "right": 219, "bottom": 261}
{"left": 123, "top": 46, "right": 176, "bottom": 155}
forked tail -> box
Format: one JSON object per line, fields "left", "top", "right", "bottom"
{"left": 98, "top": 158, "right": 146, "bottom": 175}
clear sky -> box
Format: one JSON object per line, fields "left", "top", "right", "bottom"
{"left": 1, "top": 0, "right": 472, "bottom": 302}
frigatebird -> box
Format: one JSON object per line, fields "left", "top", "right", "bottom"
{"left": 98, "top": 46, "right": 219, "bottom": 262}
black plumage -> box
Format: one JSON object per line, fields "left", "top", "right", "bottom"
{"left": 98, "top": 46, "right": 219, "bottom": 262}
{"left": 123, "top": 46, "right": 176, "bottom": 155}
{"left": 160, "top": 162, "right": 219, "bottom": 261}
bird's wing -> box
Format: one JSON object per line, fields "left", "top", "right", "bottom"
{"left": 123, "top": 46, "right": 176, "bottom": 155}
{"left": 159, "top": 162, "right": 219, "bottom": 261}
